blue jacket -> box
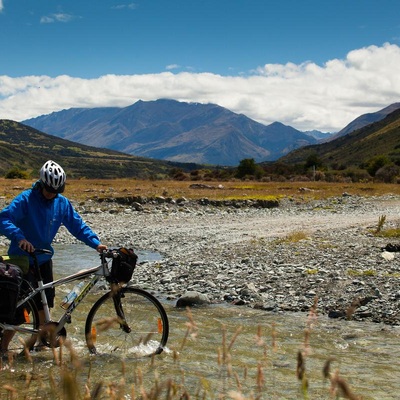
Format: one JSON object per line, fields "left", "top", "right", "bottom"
{"left": 0, "top": 182, "right": 101, "bottom": 265}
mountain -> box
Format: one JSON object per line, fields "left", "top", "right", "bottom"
{"left": 22, "top": 99, "right": 317, "bottom": 166}
{"left": 0, "top": 119, "right": 197, "bottom": 178}
{"left": 278, "top": 108, "right": 400, "bottom": 166}
{"left": 303, "top": 130, "right": 334, "bottom": 140}
{"left": 327, "top": 102, "right": 400, "bottom": 140}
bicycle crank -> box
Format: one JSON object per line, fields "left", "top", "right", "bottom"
{"left": 40, "top": 322, "right": 67, "bottom": 348}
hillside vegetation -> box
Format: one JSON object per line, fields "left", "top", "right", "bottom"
{"left": 0, "top": 120, "right": 199, "bottom": 179}
{"left": 280, "top": 108, "right": 400, "bottom": 167}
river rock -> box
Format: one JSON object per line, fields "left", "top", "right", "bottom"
{"left": 176, "top": 291, "right": 211, "bottom": 307}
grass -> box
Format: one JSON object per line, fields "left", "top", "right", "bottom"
{"left": 0, "top": 307, "right": 364, "bottom": 400}
{"left": 272, "top": 230, "right": 310, "bottom": 246}
{"left": 347, "top": 269, "right": 377, "bottom": 277}
{"left": 374, "top": 228, "right": 400, "bottom": 238}
{"left": 370, "top": 214, "right": 400, "bottom": 238}
{"left": 1, "top": 178, "right": 400, "bottom": 203}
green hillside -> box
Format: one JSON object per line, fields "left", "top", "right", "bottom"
{"left": 0, "top": 120, "right": 196, "bottom": 179}
{"left": 279, "top": 109, "right": 400, "bottom": 167}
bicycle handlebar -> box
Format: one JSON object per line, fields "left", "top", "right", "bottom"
{"left": 101, "top": 249, "right": 122, "bottom": 259}
{"left": 24, "top": 247, "right": 120, "bottom": 264}
{"left": 30, "top": 248, "right": 53, "bottom": 256}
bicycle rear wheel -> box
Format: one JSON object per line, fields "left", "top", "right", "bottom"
{"left": 2, "top": 299, "right": 40, "bottom": 355}
{"left": 85, "top": 286, "right": 169, "bottom": 358}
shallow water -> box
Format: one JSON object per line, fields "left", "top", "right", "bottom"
{"left": 1, "top": 245, "right": 400, "bottom": 399}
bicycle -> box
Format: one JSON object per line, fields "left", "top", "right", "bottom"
{"left": 0, "top": 248, "right": 169, "bottom": 358}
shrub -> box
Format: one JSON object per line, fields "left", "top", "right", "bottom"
{"left": 374, "top": 164, "right": 400, "bottom": 183}
{"left": 5, "top": 167, "right": 29, "bottom": 179}
{"left": 366, "top": 155, "right": 390, "bottom": 176}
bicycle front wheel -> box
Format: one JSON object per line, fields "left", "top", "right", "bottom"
{"left": 5, "top": 299, "right": 40, "bottom": 355}
{"left": 85, "top": 287, "right": 169, "bottom": 358}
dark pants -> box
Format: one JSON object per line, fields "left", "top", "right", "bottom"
{"left": 24, "top": 259, "right": 55, "bottom": 310}
{"left": 12, "top": 260, "right": 55, "bottom": 325}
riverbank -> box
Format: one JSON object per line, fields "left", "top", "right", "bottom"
{"left": 75, "top": 194, "right": 400, "bottom": 325}
{"left": 2, "top": 193, "right": 400, "bottom": 325}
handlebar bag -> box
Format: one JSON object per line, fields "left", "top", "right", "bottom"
{"left": 0, "top": 261, "right": 22, "bottom": 324}
{"left": 110, "top": 248, "right": 138, "bottom": 283}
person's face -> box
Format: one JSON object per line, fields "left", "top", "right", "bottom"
{"left": 42, "top": 187, "right": 57, "bottom": 200}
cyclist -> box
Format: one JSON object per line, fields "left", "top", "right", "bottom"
{"left": 0, "top": 160, "right": 107, "bottom": 355}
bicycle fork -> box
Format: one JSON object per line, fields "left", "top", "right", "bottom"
{"left": 112, "top": 292, "right": 131, "bottom": 334}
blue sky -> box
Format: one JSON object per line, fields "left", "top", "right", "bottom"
{"left": 1, "top": 0, "right": 400, "bottom": 132}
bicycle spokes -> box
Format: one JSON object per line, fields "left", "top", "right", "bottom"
{"left": 85, "top": 287, "right": 169, "bottom": 357}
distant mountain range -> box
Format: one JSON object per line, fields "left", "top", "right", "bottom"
{"left": 19, "top": 99, "right": 400, "bottom": 168}
{"left": 23, "top": 99, "right": 319, "bottom": 166}
{"left": 1, "top": 100, "right": 399, "bottom": 179}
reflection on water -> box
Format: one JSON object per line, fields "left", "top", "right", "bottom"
{"left": 52, "top": 243, "right": 162, "bottom": 276}
{"left": 1, "top": 244, "right": 400, "bottom": 399}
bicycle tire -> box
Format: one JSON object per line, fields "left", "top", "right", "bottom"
{"left": 5, "top": 298, "right": 40, "bottom": 355}
{"left": 85, "top": 286, "right": 169, "bottom": 358}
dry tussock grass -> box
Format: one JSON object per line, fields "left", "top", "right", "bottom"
{"left": 0, "top": 178, "right": 399, "bottom": 203}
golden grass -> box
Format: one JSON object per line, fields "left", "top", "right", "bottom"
{"left": 1, "top": 178, "right": 399, "bottom": 203}
{"left": 0, "top": 306, "right": 364, "bottom": 400}
{"left": 369, "top": 214, "right": 400, "bottom": 238}
{"left": 374, "top": 228, "right": 400, "bottom": 238}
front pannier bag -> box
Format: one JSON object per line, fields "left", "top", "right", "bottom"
{"left": 0, "top": 261, "right": 23, "bottom": 324}
{"left": 110, "top": 248, "right": 138, "bottom": 283}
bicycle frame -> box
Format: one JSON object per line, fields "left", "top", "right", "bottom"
{"left": 1, "top": 248, "right": 169, "bottom": 358}
{"left": 1, "top": 251, "right": 112, "bottom": 336}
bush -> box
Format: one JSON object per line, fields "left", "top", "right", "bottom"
{"left": 366, "top": 155, "right": 390, "bottom": 176}
{"left": 342, "top": 167, "right": 371, "bottom": 182}
{"left": 5, "top": 167, "right": 29, "bottom": 179}
{"left": 374, "top": 164, "right": 400, "bottom": 183}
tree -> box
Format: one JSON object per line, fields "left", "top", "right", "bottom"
{"left": 236, "top": 158, "right": 257, "bottom": 178}
{"left": 366, "top": 155, "right": 390, "bottom": 177}
{"left": 304, "top": 153, "right": 323, "bottom": 170}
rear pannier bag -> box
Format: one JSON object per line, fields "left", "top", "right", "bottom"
{"left": 0, "top": 261, "right": 23, "bottom": 324}
{"left": 110, "top": 248, "right": 138, "bottom": 283}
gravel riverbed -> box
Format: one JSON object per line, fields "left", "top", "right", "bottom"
{"left": 2, "top": 194, "right": 400, "bottom": 326}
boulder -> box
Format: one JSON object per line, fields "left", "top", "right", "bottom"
{"left": 176, "top": 291, "right": 210, "bottom": 308}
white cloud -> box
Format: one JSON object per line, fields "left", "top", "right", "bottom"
{"left": 1, "top": 43, "right": 400, "bottom": 132}
{"left": 0, "top": 0, "right": 3, "bottom": 12}
{"left": 112, "top": 3, "right": 137, "bottom": 10}
{"left": 40, "top": 13, "right": 75, "bottom": 23}
{"left": 166, "top": 64, "right": 180, "bottom": 70}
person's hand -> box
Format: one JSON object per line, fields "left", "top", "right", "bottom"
{"left": 96, "top": 244, "right": 108, "bottom": 253}
{"left": 18, "top": 239, "right": 35, "bottom": 253}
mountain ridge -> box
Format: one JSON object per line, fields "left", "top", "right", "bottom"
{"left": 23, "top": 99, "right": 318, "bottom": 166}
{"left": 327, "top": 102, "right": 400, "bottom": 140}
{"left": 279, "top": 108, "right": 400, "bottom": 167}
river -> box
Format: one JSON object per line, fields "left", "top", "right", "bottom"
{"left": 1, "top": 244, "right": 399, "bottom": 399}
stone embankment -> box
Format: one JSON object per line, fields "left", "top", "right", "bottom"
{"left": 2, "top": 193, "right": 400, "bottom": 325}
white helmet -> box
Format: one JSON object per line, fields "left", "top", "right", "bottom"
{"left": 40, "top": 160, "right": 66, "bottom": 193}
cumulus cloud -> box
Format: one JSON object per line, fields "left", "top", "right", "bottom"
{"left": 0, "top": 0, "right": 3, "bottom": 12}
{"left": 1, "top": 43, "right": 400, "bottom": 132}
